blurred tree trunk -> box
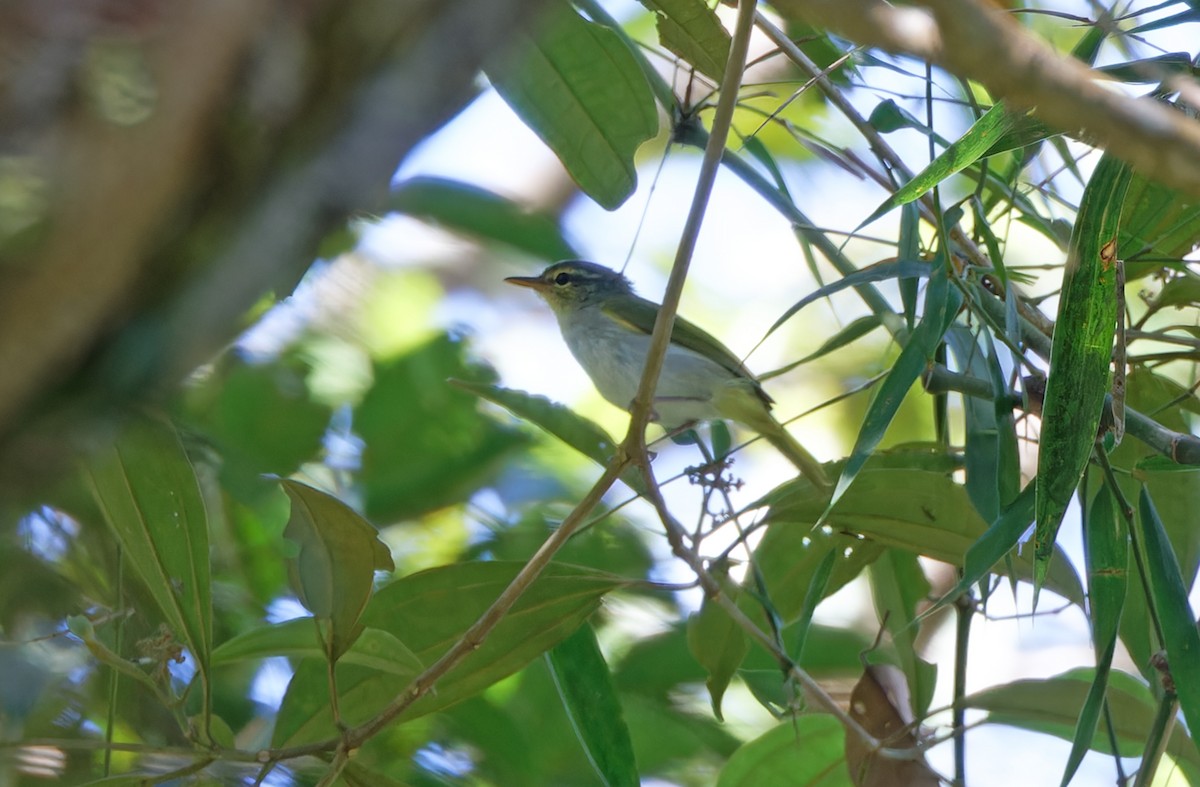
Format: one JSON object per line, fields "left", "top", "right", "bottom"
{"left": 0, "top": 0, "right": 551, "bottom": 493}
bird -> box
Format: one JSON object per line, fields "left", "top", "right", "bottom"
{"left": 505, "top": 260, "right": 829, "bottom": 488}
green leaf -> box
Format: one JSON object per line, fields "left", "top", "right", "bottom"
{"left": 1138, "top": 487, "right": 1200, "bottom": 745}
{"left": 946, "top": 326, "right": 1018, "bottom": 523}
{"left": 717, "top": 716, "right": 851, "bottom": 786}
{"left": 1035, "top": 153, "right": 1133, "bottom": 593}
{"left": 487, "top": 2, "right": 658, "bottom": 209}
{"left": 826, "top": 257, "right": 962, "bottom": 515}
{"left": 1091, "top": 370, "right": 1200, "bottom": 680}
{"left": 450, "top": 379, "right": 645, "bottom": 494}
{"left": 84, "top": 416, "right": 213, "bottom": 709}
{"left": 1061, "top": 485, "right": 1128, "bottom": 787}
{"left": 272, "top": 562, "right": 627, "bottom": 746}
{"left": 767, "top": 469, "right": 1084, "bottom": 607}
{"left": 642, "top": 0, "right": 730, "bottom": 82}
{"left": 931, "top": 482, "right": 1036, "bottom": 613}
{"left": 966, "top": 669, "right": 1200, "bottom": 777}
{"left": 1150, "top": 274, "right": 1200, "bottom": 309}
{"left": 183, "top": 357, "right": 331, "bottom": 493}
{"left": 869, "top": 550, "right": 935, "bottom": 717}
{"left": 354, "top": 334, "right": 529, "bottom": 521}
{"left": 213, "top": 620, "right": 423, "bottom": 677}
{"left": 547, "top": 623, "right": 640, "bottom": 787}
{"left": 389, "top": 176, "right": 577, "bottom": 261}
{"left": 765, "top": 259, "right": 929, "bottom": 340}
{"left": 686, "top": 582, "right": 749, "bottom": 721}
{"left": 861, "top": 102, "right": 1025, "bottom": 226}
{"left": 281, "top": 480, "right": 394, "bottom": 662}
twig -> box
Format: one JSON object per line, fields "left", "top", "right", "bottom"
{"left": 770, "top": 0, "right": 1200, "bottom": 197}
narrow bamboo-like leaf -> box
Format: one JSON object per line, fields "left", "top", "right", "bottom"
{"left": 931, "top": 482, "right": 1036, "bottom": 613}
{"left": 451, "top": 379, "right": 645, "bottom": 494}
{"left": 85, "top": 417, "right": 213, "bottom": 709}
{"left": 389, "top": 176, "right": 578, "bottom": 261}
{"left": 487, "top": 3, "right": 658, "bottom": 209}
{"left": 1061, "top": 485, "right": 1128, "bottom": 786}
{"left": 1035, "top": 154, "right": 1133, "bottom": 593}
{"left": 281, "top": 480, "right": 394, "bottom": 662}
{"left": 642, "top": 0, "right": 730, "bottom": 82}
{"left": 765, "top": 259, "right": 930, "bottom": 339}
{"left": 1138, "top": 487, "right": 1200, "bottom": 742}
{"left": 762, "top": 315, "right": 884, "bottom": 381}
{"left": 790, "top": 548, "right": 836, "bottom": 661}
{"left": 1098, "top": 53, "right": 1197, "bottom": 82}
{"left": 899, "top": 203, "right": 921, "bottom": 328}
{"left": 687, "top": 583, "right": 749, "bottom": 721}
{"left": 946, "top": 326, "right": 1002, "bottom": 522}
{"left": 826, "top": 257, "right": 962, "bottom": 516}
{"left": 869, "top": 550, "right": 935, "bottom": 717}
{"left": 716, "top": 716, "right": 849, "bottom": 786}
{"left": 273, "top": 562, "right": 627, "bottom": 746}
{"left": 861, "top": 103, "right": 1020, "bottom": 226}
{"left": 547, "top": 623, "right": 640, "bottom": 787}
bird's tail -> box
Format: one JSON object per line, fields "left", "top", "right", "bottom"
{"left": 758, "top": 418, "right": 831, "bottom": 491}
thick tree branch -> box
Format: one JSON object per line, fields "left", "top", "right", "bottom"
{"left": 0, "top": 0, "right": 552, "bottom": 490}
{"left": 772, "top": 0, "right": 1200, "bottom": 197}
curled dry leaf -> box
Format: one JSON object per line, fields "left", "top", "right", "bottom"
{"left": 844, "top": 663, "right": 940, "bottom": 787}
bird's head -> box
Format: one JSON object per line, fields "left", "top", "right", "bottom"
{"left": 505, "top": 260, "right": 634, "bottom": 315}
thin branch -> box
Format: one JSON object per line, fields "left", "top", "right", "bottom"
{"left": 268, "top": 455, "right": 632, "bottom": 761}
{"left": 772, "top": 0, "right": 1200, "bottom": 197}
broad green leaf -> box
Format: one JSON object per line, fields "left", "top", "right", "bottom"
{"left": 84, "top": 417, "right": 213, "bottom": 711}
{"left": 642, "top": 0, "right": 730, "bottom": 82}
{"left": 1035, "top": 153, "right": 1132, "bottom": 592}
{"left": 717, "top": 716, "right": 850, "bottom": 787}
{"left": 487, "top": 2, "right": 658, "bottom": 209}
{"left": 547, "top": 623, "right": 639, "bottom": 787}
{"left": 213, "top": 621, "right": 423, "bottom": 678}
{"left": 767, "top": 469, "right": 1084, "bottom": 607}
{"left": 966, "top": 669, "right": 1200, "bottom": 778}
{"left": 273, "top": 562, "right": 627, "bottom": 746}
{"left": 451, "top": 379, "right": 644, "bottom": 494}
{"left": 861, "top": 102, "right": 1024, "bottom": 226}
{"left": 354, "top": 334, "right": 529, "bottom": 521}
{"left": 753, "top": 447, "right": 959, "bottom": 622}
{"left": 687, "top": 580, "right": 749, "bottom": 721}
{"left": 281, "top": 480, "right": 394, "bottom": 662}
{"left": 1138, "top": 487, "right": 1200, "bottom": 747}
{"left": 869, "top": 550, "right": 935, "bottom": 717}
{"left": 1062, "top": 485, "right": 1127, "bottom": 787}
{"left": 389, "top": 176, "right": 577, "bottom": 261}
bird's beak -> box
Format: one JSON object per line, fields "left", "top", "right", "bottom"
{"left": 505, "top": 275, "right": 548, "bottom": 291}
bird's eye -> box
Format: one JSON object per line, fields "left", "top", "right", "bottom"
{"left": 554, "top": 272, "right": 571, "bottom": 285}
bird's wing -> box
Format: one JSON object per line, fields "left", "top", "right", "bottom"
{"left": 601, "top": 295, "right": 773, "bottom": 405}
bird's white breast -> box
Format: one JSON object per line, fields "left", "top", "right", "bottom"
{"left": 556, "top": 305, "right": 736, "bottom": 427}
